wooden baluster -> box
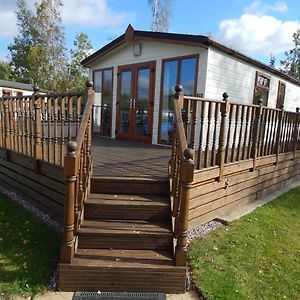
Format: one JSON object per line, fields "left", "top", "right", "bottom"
{"left": 76, "top": 96, "right": 82, "bottom": 136}
{"left": 270, "top": 110, "right": 278, "bottom": 155}
{"left": 258, "top": 107, "right": 266, "bottom": 157}
{"left": 266, "top": 109, "right": 274, "bottom": 155}
{"left": 8, "top": 98, "right": 15, "bottom": 151}
{"left": 3, "top": 98, "right": 11, "bottom": 152}
{"left": 33, "top": 95, "right": 42, "bottom": 171}
{"left": 60, "top": 96, "right": 66, "bottom": 165}
{"left": 184, "top": 99, "right": 191, "bottom": 142}
{"left": 29, "top": 98, "right": 35, "bottom": 156}
{"left": 172, "top": 141, "right": 181, "bottom": 218}
{"left": 231, "top": 104, "right": 240, "bottom": 162}
{"left": 204, "top": 101, "right": 212, "bottom": 167}
{"left": 197, "top": 101, "right": 206, "bottom": 169}
{"left": 225, "top": 104, "right": 233, "bottom": 163}
{"left": 211, "top": 102, "right": 220, "bottom": 166}
{"left": 251, "top": 99, "right": 263, "bottom": 170}
{"left": 41, "top": 98, "right": 46, "bottom": 160}
{"left": 242, "top": 106, "right": 250, "bottom": 160}
{"left": 247, "top": 107, "right": 255, "bottom": 159}
{"left": 20, "top": 98, "right": 25, "bottom": 154}
{"left": 53, "top": 97, "right": 59, "bottom": 164}
{"left": 15, "top": 99, "right": 20, "bottom": 153}
{"left": 281, "top": 112, "right": 288, "bottom": 153}
{"left": 237, "top": 105, "right": 245, "bottom": 161}
{"left": 60, "top": 141, "right": 77, "bottom": 263}
{"left": 175, "top": 148, "right": 194, "bottom": 266}
{"left": 47, "top": 97, "right": 52, "bottom": 163}
{"left": 68, "top": 96, "right": 73, "bottom": 141}
{"left": 217, "top": 93, "right": 230, "bottom": 181}
{"left": 275, "top": 105, "right": 284, "bottom": 164}
{"left": 288, "top": 112, "right": 294, "bottom": 152}
{"left": 189, "top": 100, "right": 197, "bottom": 150}
{"left": 293, "top": 108, "right": 299, "bottom": 159}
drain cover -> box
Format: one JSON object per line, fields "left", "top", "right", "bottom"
{"left": 72, "top": 292, "right": 166, "bottom": 300}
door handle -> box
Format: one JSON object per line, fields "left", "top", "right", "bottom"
{"left": 132, "top": 99, "right": 136, "bottom": 109}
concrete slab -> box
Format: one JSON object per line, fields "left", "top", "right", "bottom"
{"left": 167, "top": 291, "right": 199, "bottom": 299}
{"left": 219, "top": 180, "right": 300, "bottom": 222}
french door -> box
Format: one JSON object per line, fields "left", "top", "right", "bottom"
{"left": 116, "top": 61, "right": 155, "bottom": 143}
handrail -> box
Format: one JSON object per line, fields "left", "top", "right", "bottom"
{"left": 60, "top": 81, "right": 94, "bottom": 263}
{"left": 170, "top": 85, "right": 194, "bottom": 266}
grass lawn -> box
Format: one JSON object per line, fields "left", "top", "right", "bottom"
{"left": 0, "top": 191, "right": 62, "bottom": 298}
{"left": 189, "top": 186, "right": 300, "bottom": 300}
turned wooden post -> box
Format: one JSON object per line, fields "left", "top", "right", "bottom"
{"left": 60, "top": 141, "right": 78, "bottom": 263}
{"left": 33, "top": 87, "right": 42, "bottom": 168}
{"left": 275, "top": 104, "right": 284, "bottom": 165}
{"left": 175, "top": 148, "right": 194, "bottom": 266}
{"left": 217, "top": 93, "right": 230, "bottom": 181}
{"left": 251, "top": 99, "right": 263, "bottom": 170}
{"left": 293, "top": 107, "right": 300, "bottom": 159}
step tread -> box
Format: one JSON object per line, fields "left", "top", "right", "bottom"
{"left": 74, "top": 249, "right": 175, "bottom": 268}
{"left": 79, "top": 220, "right": 171, "bottom": 235}
{"left": 86, "top": 193, "right": 169, "bottom": 206}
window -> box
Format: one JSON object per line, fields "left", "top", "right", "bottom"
{"left": 253, "top": 72, "right": 270, "bottom": 106}
{"left": 276, "top": 81, "right": 286, "bottom": 109}
{"left": 93, "top": 68, "right": 113, "bottom": 136}
{"left": 159, "top": 55, "right": 198, "bottom": 143}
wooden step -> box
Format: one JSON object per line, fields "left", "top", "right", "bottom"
{"left": 78, "top": 220, "right": 173, "bottom": 250}
{"left": 58, "top": 249, "right": 186, "bottom": 293}
{"left": 90, "top": 177, "right": 169, "bottom": 195}
{"left": 85, "top": 193, "right": 170, "bottom": 220}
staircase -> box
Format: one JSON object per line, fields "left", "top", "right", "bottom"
{"left": 58, "top": 176, "right": 186, "bottom": 293}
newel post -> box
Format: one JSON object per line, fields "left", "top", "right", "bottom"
{"left": 293, "top": 107, "right": 300, "bottom": 160}
{"left": 175, "top": 148, "right": 194, "bottom": 267}
{"left": 33, "top": 86, "right": 42, "bottom": 169}
{"left": 60, "top": 141, "right": 78, "bottom": 263}
{"left": 275, "top": 104, "right": 284, "bottom": 165}
{"left": 251, "top": 99, "right": 263, "bottom": 170}
{"left": 217, "top": 93, "right": 230, "bottom": 181}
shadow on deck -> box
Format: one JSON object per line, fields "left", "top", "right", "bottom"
{"left": 91, "top": 136, "right": 171, "bottom": 179}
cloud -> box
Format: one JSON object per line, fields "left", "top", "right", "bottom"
{"left": 245, "top": 0, "right": 288, "bottom": 15}
{"left": 218, "top": 14, "right": 300, "bottom": 56}
{"left": 62, "top": 0, "right": 133, "bottom": 28}
{"left": 0, "top": 0, "right": 132, "bottom": 42}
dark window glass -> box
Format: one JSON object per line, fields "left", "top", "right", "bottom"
{"left": 277, "top": 81, "right": 286, "bottom": 108}
{"left": 93, "top": 71, "right": 102, "bottom": 93}
{"left": 159, "top": 57, "right": 197, "bottom": 143}
{"left": 253, "top": 72, "right": 270, "bottom": 106}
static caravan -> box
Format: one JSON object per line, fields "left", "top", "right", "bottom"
{"left": 0, "top": 80, "right": 38, "bottom": 97}
{"left": 82, "top": 25, "right": 300, "bottom": 145}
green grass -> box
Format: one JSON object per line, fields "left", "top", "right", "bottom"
{"left": 0, "top": 192, "right": 62, "bottom": 298}
{"left": 189, "top": 186, "right": 300, "bottom": 300}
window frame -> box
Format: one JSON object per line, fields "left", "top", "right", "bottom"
{"left": 253, "top": 71, "right": 271, "bottom": 106}
{"left": 92, "top": 67, "right": 114, "bottom": 137}
{"left": 158, "top": 54, "right": 199, "bottom": 144}
{"left": 276, "top": 80, "right": 286, "bottom": 109}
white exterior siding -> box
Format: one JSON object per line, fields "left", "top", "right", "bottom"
{"left": 89, "top": 40, "right": 208, "bottom": 143}
{"left": 205, "top": 47, "right": 300, "bottom": 111}
{"left": 0, "top": 87, "right": 33, "bottom": 97}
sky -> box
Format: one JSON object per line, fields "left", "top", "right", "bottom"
{"left": 0, "top": 0, "right": 300, "bottom": 66}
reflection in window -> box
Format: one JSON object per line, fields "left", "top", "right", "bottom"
{"left": 93, "top": 68, "right": 113, "bottom": 136}
{"left": 253, "top": 72, "right": 270, "bottom": 106}
{"left": 159, "top": 56, "right": 197, "bottom": 143}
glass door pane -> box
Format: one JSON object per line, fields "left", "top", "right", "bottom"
{"left": 119, "top": 70, "right": 132, "bottom": 134}
{"left": 135, "top": 68, "right": 150, "bottom": 137}
{"left": 160, "top": 60, "right": 178, "bottom": 143}
{"left": 101, "top": 69, "right": 113, "bottom": 136}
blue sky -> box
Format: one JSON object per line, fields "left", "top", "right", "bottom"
{"left": 0, "top": 0, "right": 300, "bottom": 65}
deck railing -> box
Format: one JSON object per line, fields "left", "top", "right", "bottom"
{"left": 170, "top": 84, "right": 300, "bottom": 266}
{"left": 0, "top": 88, "right": 84, "bottom": 166}
{"left": 60, "top": 81, "right": 94, "bottom": 263}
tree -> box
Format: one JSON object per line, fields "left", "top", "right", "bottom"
{"left": 0, "top": 61, "right": 12, "bottom": 80}
{"left": 269, "top": 54, "right": 276, "bottom": 68}
{"left": 148, "top": 0, "right": 174, "bottom": 32}
{"left": 280, "top": 29, "right": 300, "bottom": 80}
{"left": 8, "top": 0, "right": 68, "bottom": 91}
{"left": 67, "top": 33, "right": 92, "bottom": 91}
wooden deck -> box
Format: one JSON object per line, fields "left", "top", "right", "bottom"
{"left": 91, "top": 136, "right": 171, "bottom": 178}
